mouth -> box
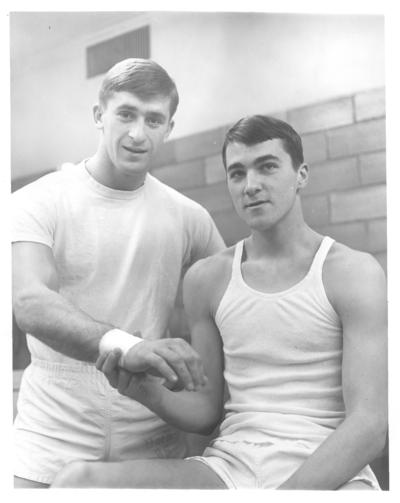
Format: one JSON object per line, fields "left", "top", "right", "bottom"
{"left": 123, "top": 146, "right": 148, "bottom": 155}
{"left": 244, "top": 200, "right": 268, "bottom": 209}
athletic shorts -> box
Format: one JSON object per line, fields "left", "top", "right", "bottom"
{"left": 188, "top": 436, "right": 381, "bottom": 489}
{"left": 14, "top": 358, "right": 186, "bottom": 485}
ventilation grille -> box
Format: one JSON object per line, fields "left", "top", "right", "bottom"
{"left": 86, "top": 25, "right": 150, "bottom": 78}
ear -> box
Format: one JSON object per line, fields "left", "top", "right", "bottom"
{"left": 163, "top": 120, "right": 174, "bottom": 141}
{"left": 296, "top": 163, "right": 309, "bottom": 192}
{"left": 93, "top": 104, "right": 104, "bottom": 130}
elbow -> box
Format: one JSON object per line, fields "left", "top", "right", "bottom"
{"left": 357, "top": 411, "right": 388, "bottom": 458}
{"left": 13, "top": 289, "right": 42, "bottom": 334}
{"left": 189, "top": 408, "right": 222, "bottom": 436}
{"left": 373, "top": 419, "right": 388, "bottom": 456}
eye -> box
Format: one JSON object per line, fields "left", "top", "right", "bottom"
{"left": 260, "top": 163, "right": 278, "bottom": 172}
{"left": 117, "top": 110, "right": 134, "bottom": 121}
{"left": 146, "top": 116, "right": 165, "bottom": 128}
{"left": 228, "top": 170, "right": 245, "bottom": 180}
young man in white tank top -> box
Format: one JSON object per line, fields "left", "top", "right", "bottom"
{"left": 52, "top": 116, "right": 387, "bottom": 490}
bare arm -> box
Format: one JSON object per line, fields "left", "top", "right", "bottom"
{"left": 279, "top": 250, "right": 388, "bottom": 490}
{"left": 12, "top": 241, "right": 111, "bottom": 362}
{"left": 97, "top": 258, "right": 226, "bottom": 434}
{"left": 12, "top": 241, "right": 209, "bottom": 390}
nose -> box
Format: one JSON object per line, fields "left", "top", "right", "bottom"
{"left": 244, "top": 170, "right": 262, "bottom": 196}
{"left": 128, "top": 119, "right": 146, "bottom": 143}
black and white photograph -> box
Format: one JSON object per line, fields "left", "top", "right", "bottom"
{"left": 3, "top": 0, "right": 398, "bottom": 497}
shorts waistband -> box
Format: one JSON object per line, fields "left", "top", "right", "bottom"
{"left": 30, "top": 357, "right": 101, "bottom": 376}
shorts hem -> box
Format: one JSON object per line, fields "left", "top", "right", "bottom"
{"left": 347, "top": 476, "right": 380, "bottom": 491}
{"left": 14, "top": 469, "right": 53, "bottom": 485}
{"left": 185, "top": 455, "right": 234, "bottom": 489}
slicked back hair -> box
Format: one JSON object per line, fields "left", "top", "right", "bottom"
{"left": 222, "top": 115, "right": 304, "bottom": 170}
{"left": 98, "top": 58, "right": 179, "bottom": 118}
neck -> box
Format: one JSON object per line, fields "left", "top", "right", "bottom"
{"left": 247, "top": 199, "right": 318, "bottom": 258}
{"left": 86, "top": 148, "right": 146, "bottom": 191}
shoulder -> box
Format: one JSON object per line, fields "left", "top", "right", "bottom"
{"left": 147, "top": 174, "right": 211, "bottom": 217}
{"left": 183, "top": 246, "right": 236, "bottom": 316}
{"left": 13, "top": 164, "right": 81, "bottom": 199}
{"left": 323, "top": 241, "right": 386, "bottom": 314}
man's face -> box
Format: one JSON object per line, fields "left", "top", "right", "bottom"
{"left": 225, "top": 139, "right": 307, "bottom": 231}
{"left": 94, "top": 91, "right": 173, "bottom": 184}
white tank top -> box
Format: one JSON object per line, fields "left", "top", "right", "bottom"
{"left": 215, "top": 236, "right": 345, "bottom": 444}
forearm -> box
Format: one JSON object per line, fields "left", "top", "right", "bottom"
{"left": 279, "top": 413, "right": 387, "bottom": 490}
{"left": 134, "top": 378, "right": 222, "bottom": 434}
{"left": 13, "top": 287, "right": 112, "bottom": 362}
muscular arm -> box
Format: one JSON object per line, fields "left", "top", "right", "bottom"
{"left": 12, "top": 241, "right": 112, "bottom": 362}
{"left": 12, "top": 241, "right": 209, "bottom": 391}
{"left": 279, "top": 249, "right": 388, "bottom": 490}
{"left": 98, "top": 258, "right": 226, "bottom": 434}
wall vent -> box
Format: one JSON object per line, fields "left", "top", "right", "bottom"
{"left": 86, "top": 25, "right": 150, "bottom": 78}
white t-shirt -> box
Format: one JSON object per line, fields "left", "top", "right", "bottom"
{"left": 12, "top": 162, "right": 225, "bottom": 363}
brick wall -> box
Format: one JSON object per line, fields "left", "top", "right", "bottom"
{"left": 151, "top": 87, "right": 386, "bottom": 272}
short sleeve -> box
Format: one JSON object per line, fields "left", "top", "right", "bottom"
{"left": 11, "top": 175, "right": 58, "bottom": 247}
{"left": 184, "top": 205, "right": 225, "bottom": 267}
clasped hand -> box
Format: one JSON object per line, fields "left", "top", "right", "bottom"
{"left": 96, "top": 338, "right": 207, "bottom": 395}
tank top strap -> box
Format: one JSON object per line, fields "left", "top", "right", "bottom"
{"left": 231, "top": 240, "right": 245, "bottom": 280}
{"left": 309, "top": 236, "right": 335, "bottom": 275}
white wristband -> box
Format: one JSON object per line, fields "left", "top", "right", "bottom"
{"left": 99, "top": 329, "right": 143, "bottom": 367}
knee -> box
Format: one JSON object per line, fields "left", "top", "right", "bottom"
{"left": 51, "top": 460, "right": 92, "bottom": 488}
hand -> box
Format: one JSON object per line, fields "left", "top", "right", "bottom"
{"left": 123, "top": 338, "right": 207, "bottom": 391}
{"left": 96, "top": 349, "right": 151, "bottom": 401}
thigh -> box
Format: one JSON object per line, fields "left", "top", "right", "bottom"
{"left": 54, "top": 458, "right": 227, "bottom": 488}
{"left": 14, "top": 476, "right": 49, "bottom": 489}
{"left": 339, "top": 480, "right": 375, "bottom": 490}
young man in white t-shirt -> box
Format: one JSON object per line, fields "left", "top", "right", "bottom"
{"left": 52, "top": 115, "right": 387, "bottom": 490}
{"left": 12, "top": 58, "right": 225, "bottom": 488}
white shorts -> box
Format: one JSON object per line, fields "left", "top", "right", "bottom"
{"left": 14, "top": 358, "right": 186, "bottom": 485}
{"left": 188, "top": 436, "right": 381, "bottom": 489}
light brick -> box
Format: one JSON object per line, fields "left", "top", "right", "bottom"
{"left": 330, "top": 185, "right": 386, "bottom": 223}
{"left": 367, "top": 218, "right": 387, "bottom": 253}
{"left": 301, "top": 194, "right": 330, "bottom": 227}
{"left": 359, "top": 151, "right": 386, "bottom": 185}
{"left": 327, "top": 119, "right": 386, "bottom": 158}
{"left": 302, "top": 132, "right": 328, "bottom": 163}
{"left": 303, "top": 157, "right": 360, "bottom": 196}
{"left": 289, "top": 97, "right": 353, "bottom": 134}
{"left": 183, "top": 182, "right": 233, "bottom": 213}
{"left": 212, "top": 209, "right": 250, "bottom": 246}
{"left": 315, "top": 222, "right": 368, "bottom": 251}
{"left": 205, "top": 154, "right": 226, "bottom": 185}
{"left": 355, "top": 88, "right": 385, "bottom": 122}
{"left": 152, "top": 159, "right": 204, "bottom": 190}
{"left": 175, "top": 126, "right": 226, "bottom": 163}
{"left": 150, "top": 140, "right": 177, "bottom": 169}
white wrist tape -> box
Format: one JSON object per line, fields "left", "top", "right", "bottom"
{"left": 99, "top": 329, "right": 143, "bottom": 367}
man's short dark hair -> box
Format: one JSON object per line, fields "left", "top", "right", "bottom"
{"left": 99, "top": 58, "right": 179, "bottom": 118}
{"left": 222, "top": 115, "right": 304, "bottom": 170}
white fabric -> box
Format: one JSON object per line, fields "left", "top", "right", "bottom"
{"left": 99, "top": 329, "right": 144, "bottom": 367}
{"left": 189, "top": 236, "right": 379, "bottom": 489}
{"left": 12, "top": 161, "right": 224, "bottom": 482}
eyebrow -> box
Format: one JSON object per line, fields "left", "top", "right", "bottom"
{"left": 115, "top": 105, "right": 167, "bottom": 119}
{"left": 227, "top": 154, "right": 281, "bottom": 172}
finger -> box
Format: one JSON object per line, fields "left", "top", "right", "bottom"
{"left": 157, "top": 347, "right": 195, "bottom": 391}
{"left": 171, "top": 342, "right": 207, "bottom": 390}
{"left": 117, "top": 369, "right": 133, "bottom": 394}
{"left": 144, "top": 353, "right": 179, "bottom": 386}
{"left": 101, "top": 350, "right": 121, "bottom": 388}
{"left": 95, "top": 351, "right": 108, "bottom": 371}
